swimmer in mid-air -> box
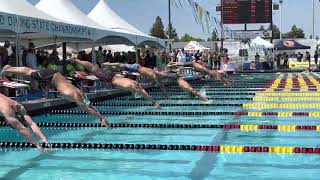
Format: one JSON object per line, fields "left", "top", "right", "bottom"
{"left": 69, "top": 58, "right": 160, "bottom": 108}
{"left": 2, "top": 65, "right": 109, "bottom": 126}
{"left": 0, "top": 93, "right": 49, "bottom": 153}
{"left": 154, "top": 69, "right": 208, "bottom": 101}
{"left": 168, "top": 61, "right": 233, "bottom": 86}
{"left": 102, "top": 62, "right": 167, "bottom": 94}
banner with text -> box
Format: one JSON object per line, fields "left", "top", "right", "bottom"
{"left": 229, "top": 30, "right": 273, "bottom": 39}
{"left": 289, "top": 62, "right": 309, "bottom": 69}
{"left": 0, "top": 12, "right": 95, "bottom": 40}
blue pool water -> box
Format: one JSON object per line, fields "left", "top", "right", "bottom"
{"left": 1, "top": 73, "right": 320, "bottom": 180}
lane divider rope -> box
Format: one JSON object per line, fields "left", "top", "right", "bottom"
{"left": 149, "top": 88, "right": 320, "bottom": 92}
{"left": 149, "top": 89, "right": 262, "bottom": 92}
{"left": 253, "top": 97, "right": 320, "bottom": 101}
{"left": 93, "top": 102, "right": 243, "bottom": 107}
{"left": 113, "top": 97, "right": 320, "bottom": 100}
{"left": 93, "top": 102, "right": 320, "bottom": 109}
{"left": 1, "top": 122, "right": 319, "bottom": 132}
{"left": 1, "top": 142, "right": 320, "bottom": 154}
{"left": 113, "top": 97, "right": 253, "bottom": 100}
{"left": 147, "top": 92, "right": 320, "bottom": 97}
{"left": 148, "top": 93, "right": 256, "bottom": 96}
{"left": 49, "top": 110, "right": 320, "bottom": 116}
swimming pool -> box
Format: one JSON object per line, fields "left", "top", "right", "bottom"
{"left": 1, "top": 72, "right": 320, "bottom": 180}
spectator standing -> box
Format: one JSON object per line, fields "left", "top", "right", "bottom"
{"left": 255, "top": 53, "right": 260, "bottom": 63}
{"left": 194, "top": 50, "right": 201, "bottom": 62}
{"left": 143, "top": 50, "right": 152, "bottom": 68}
{"left": 283, "top": 52, "right": 289, "bottom": 69}
{"left": 305, "top": 51, "right": 311, "bottom": 67}
{"left": 105, "top": 50, "right": 113, "bottom": 63}
{"left": 207, "top": 51, "right": 214, "bottom": 70}
{"left": 148, "top": 50, "right": 157, "bottom": 68}
{"left": 176, "top": 49, "right": 187, "bottom": 64}
{"left": 297, "top": 52, "right": 303, "bottom": 62}
{"left": 314, "top": 49, "right": 319, "bottom": 67}
{"left": 0, "top": 40, "right": 11, "bottom": 67}
{"left": 96, "top": 46, "right": 105, "bottom": 67}
{"left": 26, "top": 43, "right": 37, "bottom": 70}
{"left": 276, "top": 53, "right": 281, "bottom": 69}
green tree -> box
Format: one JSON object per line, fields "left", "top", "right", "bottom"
{"left": 180, "top": 33, "right": 204, "bottom": 42}
{"left": 180, "top": 34, "right": 194, "bottom": 42}
{"left": 150, "top": 16, "right": 167, "bottom": 39}
{"left": 283, "top": 25, "right": 305, "bottom": 38}
{"left": 268, "top": 24, "right": 280, "bottom": 39}
{"left": 165, "top": 24, "right": 179, "bottom": 41}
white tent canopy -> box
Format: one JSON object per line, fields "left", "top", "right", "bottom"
{"left": 184, "top": 41, "right": 210, "bottom": 52}
{"left": 88, "top": 0, "right": 162, "bottom": 46}
{"left": 89, "top": 0, "right": 147, "bottom": 36}
{"left": 82, "top": 44, "right": 135, "bottom": 54}
{"left": 107, "top": 44, "right": 135, "bottom": 52}
{"left": 0, "top": 0, "right": 94, "bottom": 40}
{"left": 36, "top": 0, "right": 104, "bottom": 30}
{"left": 251, "top": 36, "right": 274, "bottom": 49}
{"left": 36, "top": 0, "right": 146, "bottom": 44}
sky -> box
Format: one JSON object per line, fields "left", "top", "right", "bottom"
{"left": 27, "top": 0, "right": 320, "bottom": 39}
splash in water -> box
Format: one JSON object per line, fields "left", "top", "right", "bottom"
{"left": 200, "top": 87, "right": 207, "bottom": 97}
{"left": 134, "top": 92, "right": 142, "bottom": 98}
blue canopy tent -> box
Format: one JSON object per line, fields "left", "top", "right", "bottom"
{"left": 274, "top": 39, "right": 311, "bottom": 50}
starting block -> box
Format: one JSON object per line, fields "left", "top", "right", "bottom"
{"left": 0, "top": 81, "right": 29, "bottom": 97}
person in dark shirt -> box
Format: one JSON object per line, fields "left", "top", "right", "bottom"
{"left": 315, "top": 49, "right": 319, "bottom": 67}
{"left": 305, "top": 51, "right": 311, "bottom": 67}
{"left": 297, "top": 52, "right": 303, "bottom": 62}
{"left": 105, "top": 50, "right": 113, "bottom": 63}
{"left": 119, "top": 51, "right": 127, "bottom": 63}
{"left": 0, "top": 40, "right": 11, "bottom": 67}
{"left": 283, "top": 52, "right": 289, "bottom": 69}
{"left": 254, "top": 53, "right": 260, "bottom": 63}
{"left": 149, "top": 51, "right": 157, "bottom": 68}
{"left": 276, "top": 54, "right": 281, "bottom": 69}
{"left": 194, "top": 50, "right": 201, "bottom": 62}
{"left": 144, "top": 50, "right": 152, "bottom": 68}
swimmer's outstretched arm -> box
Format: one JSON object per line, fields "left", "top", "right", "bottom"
{"left": 2, "top": 65, "right": 35, "bottom": 76}
{"left": 17, "top": 105, "right": 49, "bottom": 145}
{"left": 4, "top": 113, "right": 45, "bottom": 152}
{"left": 101, "top": 62, "right": 122, "bottom": 67}
{"left": 77, "top": 103, "right": 109, "bottom": 127}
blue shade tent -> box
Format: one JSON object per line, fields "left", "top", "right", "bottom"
{"left": 274, "top": 39, "right": 311, "bottom": 50}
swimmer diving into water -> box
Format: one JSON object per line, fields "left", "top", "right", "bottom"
{"left": 2, "top": 65, "right": 109, "bottom": 126}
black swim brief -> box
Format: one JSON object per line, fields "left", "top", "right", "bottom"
{"left": 31, "top": 70, "right": 58, "bottom": 82}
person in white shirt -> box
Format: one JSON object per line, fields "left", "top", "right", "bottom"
{"left": 176, "top": 49, "right": 187, "bottom": 64}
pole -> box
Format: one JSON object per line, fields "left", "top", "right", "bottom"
{"left": 270, "top": 0, "right": 274, "bottom": 43}
{"left": 16, "top": 16, "right": 21, "bottom": 67}
{"left": 244, "top": 24, "right": 247, "bottom": 31}
{"left": 62, "top": 42, "right": 67, "bottom": 61}
{"left": 135, "top": 35, "right": 139, "bottom": 64}
{"left": 220, "top": 0, "right": 224, "bottom": 53}
{"left": 280, "top": 1, "right": 283, "bottom": 39}
{"left": 312, "top": 0, "right": 315, "bottom": 39}
{"left": 168, "top": 0, "right": 172, "bottom": 51}
{"left": 91, "top": 41, "right": 96, "bottom": 64}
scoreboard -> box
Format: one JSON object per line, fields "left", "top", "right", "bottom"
{"left": 222, "top": 0, "right": 272, "bottom": 24}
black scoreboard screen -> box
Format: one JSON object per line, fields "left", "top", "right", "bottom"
{"left": 222, "top": 0, "right": 272, "bottom": 24}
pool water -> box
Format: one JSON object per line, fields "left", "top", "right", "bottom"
{"left": 1, "top": 73, "right": 320, "bottom": 180}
